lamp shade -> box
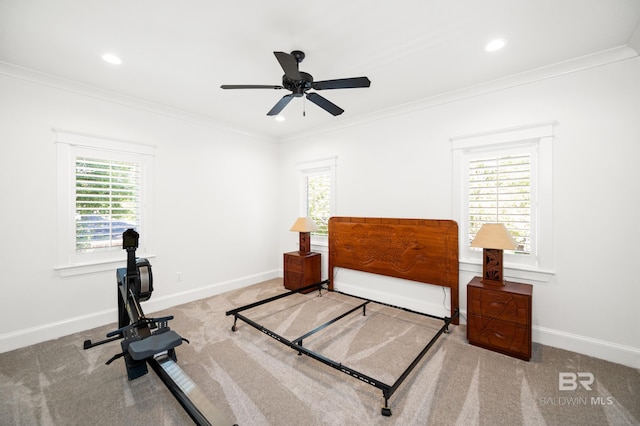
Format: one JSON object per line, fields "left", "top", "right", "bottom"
{"left": 470, "top": 223, "right": 517, "bottom": 250}
{"left": 290, "top": 217, "right": 318, "bottom": 233}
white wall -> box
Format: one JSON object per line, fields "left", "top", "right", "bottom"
{"left": 2, "top": 52, "right": 639, "bottom": 369}
{"left": 277, "top": 54, "right": 640, "bottom": 368}
{"left": 0, "top": 72, "right": 280, "bottom": 351}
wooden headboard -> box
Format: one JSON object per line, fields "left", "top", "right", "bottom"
{"left": 328, "top": 217, "right": 459, "bottom": 324}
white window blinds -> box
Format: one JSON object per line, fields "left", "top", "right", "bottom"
{"left": 75, "top": 157, "right": 140, "bottom": 251}
{"left": 468, "top": 153, "right": 531, "bottom": 254}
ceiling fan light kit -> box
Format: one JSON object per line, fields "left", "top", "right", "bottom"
{"left": 221, "top": 50, "right": 371, "bottom": 116}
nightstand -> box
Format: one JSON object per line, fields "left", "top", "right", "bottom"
{"left": 467, "top": 276, "right": 532, "bottom": 361}
{"left": 283, "top": 251, "right": 321, "bottom": 293}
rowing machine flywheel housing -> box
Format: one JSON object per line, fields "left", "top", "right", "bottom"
{"left": 135, "top": 258, "right": 153, "bottom": 302}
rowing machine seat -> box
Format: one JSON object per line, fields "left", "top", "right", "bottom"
{"left": 128, "top": 330, "right": 183, "bottom": 360}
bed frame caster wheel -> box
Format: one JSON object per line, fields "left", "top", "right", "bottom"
{"left": 231, "top": 325, "right": 237, "bottom": 332}
{"left": 381, "top": 407, "right": 392, "bottom": 416}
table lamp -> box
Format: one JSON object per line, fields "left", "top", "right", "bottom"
{"left": 470, "top": 223, "right": 517, "bottom": 286}
{"left": 290, "top": 217, "right": 318, "bottom": 254}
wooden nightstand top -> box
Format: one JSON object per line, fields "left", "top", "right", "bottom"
{"left": 467, "top": 276, "right": 532, "bottom": 296}
{"left": 284, "top": 251, "right": 320, "bottom": 257}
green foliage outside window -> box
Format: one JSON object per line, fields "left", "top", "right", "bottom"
{"left": 306, "top": 173, "right": 331, "bottom": 236}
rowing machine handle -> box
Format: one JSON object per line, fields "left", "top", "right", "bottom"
{"left": 106, "top": 315, "right": 175, "bottom": 338}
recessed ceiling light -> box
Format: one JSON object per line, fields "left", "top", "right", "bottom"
{"left": 485, "top": 39, "right": 506, "bottom": 52}
{"left": 275, "top": 116, "right": 285, "bottom": 122}
{"left": 102, "top": 53, "right": 122, "bottom": 65}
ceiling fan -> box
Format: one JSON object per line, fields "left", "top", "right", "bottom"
{"left": 220, "top": 50, "right": 371, "bottom": 116}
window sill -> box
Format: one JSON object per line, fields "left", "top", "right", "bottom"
{"left": 55, "top": 254, "right": 156, "bottom": 277}
{"left": 459, "top": 259, "right": 554, "bottom": 283}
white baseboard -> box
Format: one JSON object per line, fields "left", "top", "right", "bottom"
{"left": 533, "top": 326, "right": 640, "bottom": 369}
{"left": 4, "top": 270, "right": 638, "bottom": 371}
{"left": 0, "top": 270, "right": 279, "bottom": 354}
{"left": 0, "top": 309, "right": 117, "bottom": 354}
{"left": 142, "top": 270, "right": 279, "bottom": 315}
{"left": 454, "top": 314, "right": 639, "bottom": 369}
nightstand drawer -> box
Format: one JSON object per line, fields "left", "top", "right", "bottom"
{"left": 468, "top": 286, "right": 530, "bottom": 326}
{"left": 285, "top": 255, "right": 303, "bottom": 273}
{"left": 284, "top": 272, "right": 303, "bottom": 289}
{"left": 467, "top": 313, "right": 531, "bottom": 360}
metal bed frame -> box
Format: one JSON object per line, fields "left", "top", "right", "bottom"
{"left": 225, "top": 280, "right": 458, "bottom": 416}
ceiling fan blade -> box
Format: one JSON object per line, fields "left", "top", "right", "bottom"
{"left": 306, "top": 93, "right": 344, "bottom": 116}
{"left": 221, "top": 85, "right": 283, "bottom": 89}
{"left": 267, "top": 94, "right": 294, "bottom": 116}
{"left": 274, "top": 51, "right": 301, "bottom": 80}
{"left": 312, "top": 77, "right": 371, "bottom": 90}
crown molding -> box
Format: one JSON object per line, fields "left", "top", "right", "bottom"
{"left": 0, "top": 61, "right": 277, "bottom": 143}
{"left": 628, "top": 22, "right": 640, "bottom": 55}
{"left": 280, "top": 45, "right": 638, "bottom": 143}
{"left": 2, "top": 45, "right": 636, "bottom": 145}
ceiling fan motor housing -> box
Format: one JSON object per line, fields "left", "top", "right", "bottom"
{"left": 283, "top": 71, "right": 313, "bottom": 96}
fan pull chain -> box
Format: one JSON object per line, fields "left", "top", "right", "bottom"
{"left": 303, "top": 96, "right": 306, "bottom": 117}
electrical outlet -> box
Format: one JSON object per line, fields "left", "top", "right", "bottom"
{"left": 176, "top": 272, "right": 182, "bottom": 282}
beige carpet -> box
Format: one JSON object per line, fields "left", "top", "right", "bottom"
{"left": 1, "top": 279, "right": 639, "bottom": 425}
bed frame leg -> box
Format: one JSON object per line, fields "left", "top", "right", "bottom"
{"left": 381, "top": 396, "right": 392, "bottom": 416}
{"left": 445, "top": 309, "right": 459, "bottom": 334}
{"left": 444, "top": 315, "right": 451, "bottom": 334}
{"left": 231, "top": 317, "right": 238, "bottom": 332}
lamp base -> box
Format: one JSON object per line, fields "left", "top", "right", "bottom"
{"left": 482, "top": 248, "right": 506, "bottom": 286}
{"left": 298, "top": 232, "right": 311, "bottom": 254}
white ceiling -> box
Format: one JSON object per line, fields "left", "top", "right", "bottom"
{"left": 1, "top": 0, "right": 639, "bottom": 140}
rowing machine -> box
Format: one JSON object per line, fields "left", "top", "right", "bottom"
{"left": 83, "top": 229, "right": 235, "bottom": 425}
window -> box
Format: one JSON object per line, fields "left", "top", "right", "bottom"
{"left": 297, "top": 157, "right": 336, "bottom": 244}
{"left": 55, "top": 130, "right": 154, "bottom": 275}
{"left": 452, "top": 122, "right": 554, "bottom": 279}
{"left": 468, "top": 148, "right": 533, "bottom": 255}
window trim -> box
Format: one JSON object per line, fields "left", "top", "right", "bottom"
{"left": 451, "top": 122, "right": 555, "bottom": 282}
{"left": 296, "top": 157, "right": 337, "bottom": 247}
{"left": 54, "top": 130, "right": 155, "bottom": 276}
